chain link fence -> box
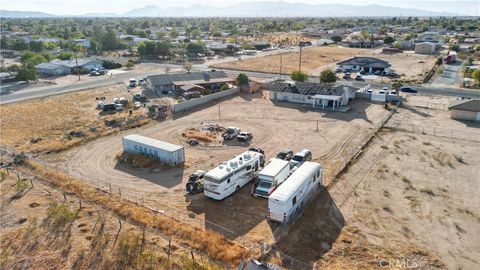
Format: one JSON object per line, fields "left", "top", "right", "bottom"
{"left": 384, "top": 121, "right": 480, "bottom": 142}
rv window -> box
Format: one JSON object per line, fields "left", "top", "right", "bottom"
{"left": 292, "top": 196, "right": 297, "bottom": 206}
{"left": 316, "top": 171, "right": 319, "bottom": 179}
{"left": 246, "top": 165, "right": 251, "bottom": 171}
{"left": 227, "top": 179, "right": 230, "bottom": 184}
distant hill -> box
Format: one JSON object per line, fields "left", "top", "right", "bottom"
{"left": 0, "top": 2, "right": 460, "bottom": 18}
{"left": 0, "top": 10, "right": 56, "bottom": 18}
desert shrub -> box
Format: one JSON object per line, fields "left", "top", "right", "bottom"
{"left": 47, "top": 202, "right": 77, "bottom": 228}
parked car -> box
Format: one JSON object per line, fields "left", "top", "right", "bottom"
{"left": 133, "top": 93, "right": 147, "bottom": 103}
{"left": 90, "top": 70, "right": 100, "bottom": 76}
{"left": 133, "top": 101, "right": 141, "bottom": 109}
{"left": 389, "top": 90, "right": 397, "bottom": 95}
{"left": 354, "top": 75, "right": 363, "bottom": 81}
{"left": 382, "top": 87, "right": 389, "bottom": 91}
{"left": 343, "top": 73, "right": 350, "bottom": 79}
{"left": 276, "top": 149, "right": 293, "bottom": 161}
{"left": 289, "top": 149, "right": 312, "bottom": 168}
{"left": 400, "top": 86, "right": 418, "bottom": 93}
{"left": 335, "top": 68, "right": 342, "bottom": 73}
{"left": 222, "top": 127, "right": 241, "bottom": 140}
{"left": 237, "top": 131, "right": 253, "bottom": 141}
{"left": 129, "top": 78, "right": 137, "bottom": 88}
{"left": 359, "top": 70, "right": 366, "bottom": 75}
{"left": 138, "top": 79, "right": 146, "bottom": 86}
{"left": 374, "top": 70, "right": 381, "bottom": 75}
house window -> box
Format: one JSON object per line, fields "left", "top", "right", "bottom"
{"left": 292, "top": 196, "right": 297, "bottom": 206}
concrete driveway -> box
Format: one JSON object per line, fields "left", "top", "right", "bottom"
{"left": 430, "top": 60, "right": 463, "bottom": 87}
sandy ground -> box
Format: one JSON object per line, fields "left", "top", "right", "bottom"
{"left": 212, "top": 47, "right": 436, "bottom": 83}
{"left": 275, "top": 104, "right": 480, "bottom": 269}
{"left": 42, "top": 93, "right": 388, "bottom": 246}
{"left": 0, "top": 85, "right": 148, "bottom": 153}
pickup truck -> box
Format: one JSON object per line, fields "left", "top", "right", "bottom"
{"left": 237, "top": 132, "right": 253, "bottom": 141}
{"left": 222, "top": 127, "right": 240, "bottom": 140}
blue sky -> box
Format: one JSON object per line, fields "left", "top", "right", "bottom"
{"left": 2, "top": 0, "right": 479, "bottom": 16}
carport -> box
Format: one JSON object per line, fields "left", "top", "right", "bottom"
{"left": 311, "top": 94, "right": 343, "bottom": 110}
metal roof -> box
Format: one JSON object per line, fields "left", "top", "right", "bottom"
{"left": 269, "top": 80, "right": 357, "bottom": 96}
{"left": 337, "top": 57, "right": 391, "bottom": 68}
{"left": 146, "top": 71, "right": 231, "bottom": 86}
{"left": 448, "top": 99, "right": 480, "bottom": 112}
{"left": 35, "top": 62, "right": 68, "bottom": 70}
{"left": 270, "top": 162, "right": 322, "bottom": 202}
{"left": 123, "top": 134, "right": 183, "bottom": 152}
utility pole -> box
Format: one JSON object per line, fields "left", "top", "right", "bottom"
{"left": 72, "top": 46, "right": 80, "bottom": 81}
{"left": 298, "top": 45, "right": 303, "bottom": 72}
{"left": 279, "top": 54, "right": 283, "bottom": 80}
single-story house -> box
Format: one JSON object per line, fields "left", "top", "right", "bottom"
{"left": 35, "top": 63, "right": 72, "bottom": 76}
{"left": 415, "top": 42, "right": 436, "bottom": 54}
{"left": 448, "top": 99, "right": 480, "bottom": 122}
{"left": 146, "top": 71, "right": 234, "bottom": 95}
{"left": 336, "top": 57, "right": 391, "bottom": 73}
{"left": 268, "top": 80, "right": 357, "bottom": 111}
{"left": 35, "top": 59, "right": 103, "bottom": 77}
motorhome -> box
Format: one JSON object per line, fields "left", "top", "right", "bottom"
{"left": 255, "top": 158, "right": 290, "bottom": 198}
{"left": 204, "top": 150, "right": 265, "bottom": 200}
{"left": 268, "top": 161, "right": 323, "bottom": 223}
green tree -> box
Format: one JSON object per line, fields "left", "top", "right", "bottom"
{"left": 125, "top": 60, "right": 135, "bottom": 69}
{"left": 29, "top": 41, "right": 44, "bottom": 52}
{"left": 190, "top": 29, "right": 202, "bottom": 39}
{"left": 450, "top": 44, "right": 460, "bottom": 52}
{"left": 472, "top": 69, "right": 480, "bottom": 85}
{"left": 20, "top": 51, "right": 47, "bottom": 66}
{"left": 169, "top": 29, "right": 179, "bottom": 39}
{"left": 383, "top": 36, "right": 395, "bottom": 44}
{"left": 186, "top": 42, "right": 206, "bottom": 55}
{"left": 291, "top": 70, "right": 308, "bottom": 82}
{"left": 392, "top": 80, "right": 403, "bottom": 91}
{"left": 13, "top": 39, "right": 28, "bottom": 51}
{"left": 319, "top": 68, "right": 337, "bottom": 83}
{"left": 58, "top": 51, "right": 74, "bottom": 60}
{"left": 16, "top": 64, "right": 37, "bottom": 81}
{"left": 235, "top": 73, "right": 249, "bottom": 86}
{"left": 331, "top": 36, "right": 342, "bottom": 43}
{"left": 436, "top": 57, "right": 443, "bottom": 65}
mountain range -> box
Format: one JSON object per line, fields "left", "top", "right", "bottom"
{"left": 0, "top": 2, "right": 464, "bottom": 18}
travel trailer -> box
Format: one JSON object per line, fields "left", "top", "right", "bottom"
{"left": 268, "top": 162, "right": 323, "bottom": 223}
{"left": 204, "top": 150, "right": 265, "bottom": 200}
{"left": 255, "top": 158, "right": 291, "bottom": 198}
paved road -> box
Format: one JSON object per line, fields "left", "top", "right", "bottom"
{"left": 2, "top": 59, "right": 479, "bottom": 105}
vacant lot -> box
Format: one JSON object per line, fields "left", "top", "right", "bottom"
{"left": 277, "top": 104, "right": 480, "bottom": 269}
{"left": 0, "top": 85, "right": 149, "bottom": 153}
{"left": 0, "top": 168, "right": 224, "bottom": 269}
{"left": 212, "top": 46, "right": 436, "bottom": 83}
{"left": 41, "top": 93, "right": 387, "bottom": 251}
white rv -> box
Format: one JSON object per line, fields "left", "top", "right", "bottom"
{"left": 204, "top": 150, "right": 265, "bottom": 200}
{"left": 255, "top": 158, "right": 290, "bottom": 198}
{"left": 268, "top": 161, "right": 323, "bottom": 223}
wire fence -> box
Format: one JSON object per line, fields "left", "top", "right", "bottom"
{"left": 405, "top": 100, "right": 448, "bottom": 111}
{"left": 384, "top": 121, "right": 480, "bottom": 142}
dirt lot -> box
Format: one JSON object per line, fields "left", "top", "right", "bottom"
{"left": 0, "top": 168, "right": 223, "bottom": 269}
{"left": 275, "top": 104, "right": 480, "bottom": 269}
{"left": 0, "top": 85, "right": 149, "bottom": 153}
{"left": 41, "top": 93, "right": 388, "bottom": 247}
{"left": 212, "top": 46, "right": 436, "bottom": 83}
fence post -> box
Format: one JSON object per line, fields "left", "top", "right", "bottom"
{"left": 118, "top": 187, "right": 121, "bottom": 198}
{"left": 109, "top": 183, "right": 112, "bottom": 194}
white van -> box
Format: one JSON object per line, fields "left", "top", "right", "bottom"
{"left": 255, "top": 158, "right": 290, "bottom": 198}
{"left": 268, "top": 161, "right": 323, "bottom": 223}
{"left": 289, "top": 149, "right": 312, "bottom": 168}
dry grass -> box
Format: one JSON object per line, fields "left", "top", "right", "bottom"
{"left": 116, "top": 152, "right": 162, "bottom": 169}
{"left": 182, "top": 128, "right": 217, "bottom": 143}
{"left": 0, "top": 85, "right": 150, "bottom": 153}
{"left": 211, "top": 46, "right": 436, "bottom": 81}
{"left": 22, "top": 160, "right": 246, "bottom": 266}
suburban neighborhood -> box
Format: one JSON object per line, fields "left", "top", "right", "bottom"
{"left": 0, "top": 2, "right": 479, "bottom": 270}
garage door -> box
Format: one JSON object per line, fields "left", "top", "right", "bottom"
{"left": 476, "top": 112, "right": 480, "bottom": 122}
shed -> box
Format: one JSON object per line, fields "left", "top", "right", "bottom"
{"left": 448, "top": 99, "right": 480, "bottom": 122}
{"left": 35, "top": 63, "right": 71, "bottom": 76}
{"left": 122, "top": 134, "right": 185, "bottom": 165}
{"left": 415, "top": 42, "right": 436, "bottom": 54}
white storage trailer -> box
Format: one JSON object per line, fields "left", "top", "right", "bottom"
{"left": 255, "top": 158, "right": 290, "bottom": 198}
{"left": 122, "top": 134, "right": 185, "bottom": 166}
{"left": 268, "top": 161, "right": 323, "bottom": 223}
